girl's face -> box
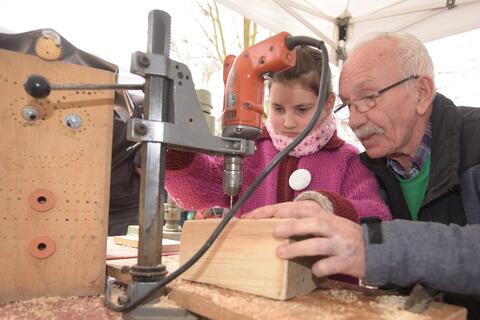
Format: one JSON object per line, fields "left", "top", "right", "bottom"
{"left": 269, "top": 82, "right": 334, "bottom": 137}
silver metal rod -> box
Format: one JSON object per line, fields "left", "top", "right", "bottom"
{"left": 50, "top": 83, "right": 144, "bottom": 91}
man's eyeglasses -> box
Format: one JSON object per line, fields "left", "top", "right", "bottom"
{"left": 334, "top": 75, "right": 419, "bottom": 116}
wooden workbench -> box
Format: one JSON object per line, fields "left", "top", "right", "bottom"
{"left": 1, "top": 244, "right": 467, "bottom": 320}
{"left": 169, "top": 279, "right": 466, "bottom": 320}
{"left": 106, "top": 254, "right": 466, "bottom": 320}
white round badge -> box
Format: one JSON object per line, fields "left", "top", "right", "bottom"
{"left": 288, "top": 168, "right": 312, "bottom": 191}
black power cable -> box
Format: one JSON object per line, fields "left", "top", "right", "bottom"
{"left": 105, "top": 38, "right": 329, "bottom": 312}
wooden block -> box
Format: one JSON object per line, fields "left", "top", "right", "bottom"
{"left": 113, "top": 235, "right": 180, "bottom": 254}
{"left": 179, "top": 219, "right": 323, "bottom": 300}
{"left": 0, "top": 48, "right": 114, "bottom": 302}
{"left": 169, "top": 279, "right": 467, "bottom": 320}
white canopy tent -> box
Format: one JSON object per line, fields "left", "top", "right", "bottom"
{"left": 217, "top": 0, "right": 480, "bottom": 65}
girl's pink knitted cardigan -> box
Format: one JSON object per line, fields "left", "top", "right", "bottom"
{"left": 165, "top": 130, "right": 391, "bottom": 222}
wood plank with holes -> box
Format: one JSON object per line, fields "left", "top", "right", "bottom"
{"left": 0, "top": 48, "right": 115, "bottom": 302}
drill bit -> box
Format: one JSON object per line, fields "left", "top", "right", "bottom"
{"left": 230, "top": 196, "right": 233, "bottom": 209}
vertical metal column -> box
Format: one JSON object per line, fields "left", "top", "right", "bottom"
{"left": 137, "top": 10, "right": 171, "bottom": 267}
{"left": 121, "top": 10, "right": 195, "bottom": 319}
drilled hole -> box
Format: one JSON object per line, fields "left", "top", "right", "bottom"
{"left": 37, "top": 243, "right": 47, "bottom": 251}
{"left": 37, "top": 196, "right": 47, "bottom": 204}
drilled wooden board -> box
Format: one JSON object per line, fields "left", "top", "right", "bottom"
{"left": 0, "top": 48, "right": 115, "bottom": 302}
{"left": 169, "top": 279, "right": 467, "bottom": 320}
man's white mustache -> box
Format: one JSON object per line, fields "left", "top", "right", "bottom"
{"left": 354, "top": 126, "right": 385, "bottom": 139}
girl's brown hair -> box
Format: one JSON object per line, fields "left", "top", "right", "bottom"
{"left": 270, "top": 46, "right": 332, "bottom": 95}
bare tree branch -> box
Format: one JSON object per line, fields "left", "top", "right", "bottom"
{"left": 213, "top": 1, "right": 227, "bottom": 58}
{"left": 189, "top": 0, "right": 264, "bottom": 83}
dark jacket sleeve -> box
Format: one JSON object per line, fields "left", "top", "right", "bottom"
{"left": 364, "top": 220, "right": 480, "bottom": 295}
{"left": 461, "top": 164, "right": 480, "bottom": 224}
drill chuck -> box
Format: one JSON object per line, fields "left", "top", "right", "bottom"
{"left": 223, "top": 155, "right": 243, "bottom": 196}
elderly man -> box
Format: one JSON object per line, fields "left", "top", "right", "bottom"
{"left": 245, "top": 32, "right": 480, "bottom": 317}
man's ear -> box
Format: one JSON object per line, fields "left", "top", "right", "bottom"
{"left": 323, "top": 93, "right": 336, "bottom": 114}
{"left": 415, "top": 76, "right": 435, "bottom": 115}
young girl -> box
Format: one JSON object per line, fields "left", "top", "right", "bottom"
{"left": 165, "top": 47, "right": 391, "bottom": 222}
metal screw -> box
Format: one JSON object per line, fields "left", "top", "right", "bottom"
{"left": 137, "top": 53, "right": 150, "bottom": 68}
{"left": 64, "top": 114, "right": 82, "bottom": 129}
{"left": 22, "top": 106, "right": 40, "bottom": 121}
{"left": 135, "top": 123, "right": 148, "bottom": 135}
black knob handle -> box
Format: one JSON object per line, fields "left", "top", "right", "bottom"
{"left": 24, "top": 74, "right": 51, "bottom": 99}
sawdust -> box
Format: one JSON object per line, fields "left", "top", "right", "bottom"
{"left": 107, "top": 283, "right": 126, "bottom": 308}
{"left": 376, "top": 295, "right": 408, "bottom": 308}
{"left": 173, "top": 280, "right": 356, "bottom": 320}
{"left": 152, "top": 295, "right": 183, "bottom": 309}
{"left": 171, "top": 280, "right": 444, "bottom": 320}
{"left": 369, "top": 295, "right": 433, "bottom": 320}
{"left": 317, "top": 288, "right": 360, "bottom": 303}
{"left": 0, "top": 295, "right": 122, "bottom": 320}
{"left": 162, "top": 254, "right": 180, "bottom": 273}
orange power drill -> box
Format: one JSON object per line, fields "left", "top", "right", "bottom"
{"left": 221, "top": 32, "right": 298, "bottom": 201}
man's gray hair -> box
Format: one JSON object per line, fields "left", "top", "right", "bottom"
{"left": 352, "top": 32, "right": 435, "bottom": 83}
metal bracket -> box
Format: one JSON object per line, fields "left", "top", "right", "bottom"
{"left": 127, "top": 118, "right": 255, "bottom": 156}
{"left": 131, "top": 51, "right": 169, "bottom": 77}
{"left": 127, "top": 51, "right": 255, "bottom": 156}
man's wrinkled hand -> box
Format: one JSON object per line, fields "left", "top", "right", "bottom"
{"left": 243, "top": 201, "right": 366, "bottom": 278}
